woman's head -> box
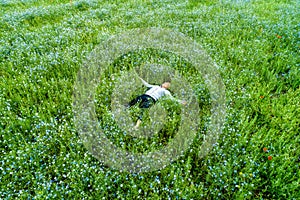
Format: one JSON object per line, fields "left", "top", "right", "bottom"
{"left": 161, "top": 82, "right": 171, "bottom": 89}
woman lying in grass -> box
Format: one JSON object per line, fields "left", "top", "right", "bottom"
{"left": 126, "top": 74, "right": 187, "bottom": 129}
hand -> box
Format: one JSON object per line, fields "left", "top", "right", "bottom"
{"left": 181, "top": 100, "right": 187, "bottom": 106}
{"left": 133, "top": 68, "right": 141, "bottom": 77}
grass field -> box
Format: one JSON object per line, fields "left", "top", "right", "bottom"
{"left": 1, "top": 0, "right": 299, "bottom": 199}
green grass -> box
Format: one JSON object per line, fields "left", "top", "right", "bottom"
{"left": 0, "top": 0, "right": 299, "bottom": 199}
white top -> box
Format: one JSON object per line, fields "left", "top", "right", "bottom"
{"left": 139, "top": 77, "right": 179, "bottom": 102}
{"left": 145, "top": 86, "right": 171, "bottom": 101}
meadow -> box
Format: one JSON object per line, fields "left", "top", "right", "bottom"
{"left": 0, "top": 0, "right": 299, "bottom": 199}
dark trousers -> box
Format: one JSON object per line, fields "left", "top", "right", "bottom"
{"left": 128, "top": 94, "right": 156, "bottom": 120}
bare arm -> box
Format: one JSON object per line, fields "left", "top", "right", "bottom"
{"left": 165, "top": 91, "right": 187, "bottom": 105}
{"left": 139, "top": 77, "right": 155, "bottom": 88}
{"left": 135, "top": 71, "right": 156, "bottom": 88}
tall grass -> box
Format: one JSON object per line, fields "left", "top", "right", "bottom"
{"left": 0, "top": 0, "right": 299, "bottom": 199}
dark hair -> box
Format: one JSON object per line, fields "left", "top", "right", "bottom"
{"left": 163, "top": 78, "right": 171, "bottom": 83}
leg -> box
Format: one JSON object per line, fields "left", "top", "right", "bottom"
{"left": 139, "top": 95, "right": 155, "bottom": 109}
{"left": 127, "top": 95, "right": 143, "bottom": 108}
{"left": 134, "top": 96, "right": 155, "bottom": 129}
{"left": 134, "top": 119, "right": 142, "bottom": 129}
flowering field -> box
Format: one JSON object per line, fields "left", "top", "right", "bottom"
{"left": 0, "top": 0, "right": 299, "bottom": 199}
